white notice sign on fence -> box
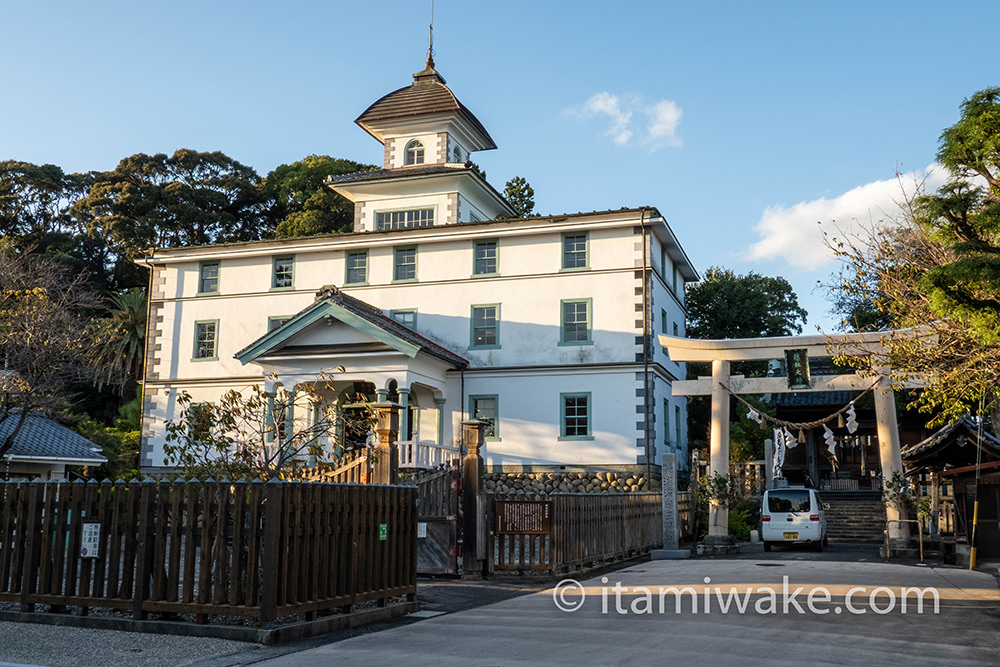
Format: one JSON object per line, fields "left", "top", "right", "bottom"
{"left": 80, "top": 522, "right": 101, "bottom": 558}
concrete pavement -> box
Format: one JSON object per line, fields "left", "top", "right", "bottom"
{"left": 247, "top": 560, "right": 1000, "bottom": 667}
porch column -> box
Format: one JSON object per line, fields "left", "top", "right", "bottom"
{"left": 434, "top": 397, "right": 446, "bottom": 445}
{"left": 708, "top": 359, "right": 730, "bottom": 540}
{"left": 373, "top": 402, "right": 400, "bottom": 485}
{"left": 874, "top": 372, "right": 910, "bottom": 541}
{"left": 462, "top": 420, "right": 485, "bottom": 578}
{"left": 376, "top": 387, "right": 388, "bottom": 402}
{"left": 398, "top": 388, "right": 411, "bottom": 440}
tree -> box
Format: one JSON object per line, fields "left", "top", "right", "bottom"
{"left": 684, "top": 267, "right": 807, "bottom": 460}
{"left": 686, "top": 267, "right": 808, "bottom": 340}
{"left": 261, "top": 155, "right": 373, "bottom": 237}
{"left": 73, "top": 150, "right": 270, "bottom": 284}
{"left": 503, "top": 176, "right": 538, "bottom": 218}
{"left": 163, "top": 375, "right": 375, "bottom": 480}
{"left": 93, "top": 288, "right": 147, "bottom": 397}
{"left": 828, "top": 87, "right": 1000, "bottom": 429}
{"left": 0, "top": 244, "right": 107, "bottom": 459}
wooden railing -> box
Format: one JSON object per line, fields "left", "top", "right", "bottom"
{"left": 0, "top": 479, "right": 416, "bottom": 627}
{"left": 488, "top": 492, "right": 662, "bottom": 574}
{"left": 282, "top": 450, "right": 372, "bottom": 484}
{"left": 398, "top": 440, "right": 461, "bottom": 470}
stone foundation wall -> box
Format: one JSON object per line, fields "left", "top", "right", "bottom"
{"left": 485, "top": 470, "right": 659, "bottom": 500}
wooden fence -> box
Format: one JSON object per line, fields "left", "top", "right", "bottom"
{"left": 0, "top": 479, "right": 416, "bottom": 627}
{"left": 489, "top": 492, "right": 662, "bottom": 574}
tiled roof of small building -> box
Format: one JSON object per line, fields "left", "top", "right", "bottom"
{"left": 0, "top": 411, "right": 106, "bottom": 463}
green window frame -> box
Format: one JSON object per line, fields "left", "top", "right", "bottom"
{"left": 345, "top": 250, "right": 369, "bottom": 285}
{"left": 663, "top": 399, "right": 671, "bottom": 447}
{"left": 673, "top": 321, "right": 680, "bottom": 337}
{"left": 560, "top": 392, "right": 593, "bottom": 440}
{"left": 393, "top": 246, "right": 418, "bottom": 282}
{"left": 559, "top": 298, "right": 592, "bottom": 346}
{"left": 561, "top": 232, "right": 589, "bottom": 271}
{"left": 193, "top": 320, "right": 218, "bottom": 360}
{"left": 198, "top": 261, "right": 220, "bottom": 295}
{"left": 675, "top": 405, "right": 682, "bottom": 448}
{"left": 268, "top": 316, "right": 292, "bottom": 333}
{"left": 469, "top": 394, "right": 499, "bottom": 440}
{"left": 390, "top": 309, "right": 418, "bottom": 329}
{"left": 272, "top": 255, "right": 294, "bottom": 289}
{"left": 470, "top": 304, "right": 500, "bottom": 349}
{"left": 661, "top": 308, "right": 668, "bottom": 334}
{"left": 473, "top": 239, "right": 499, "bottom": 276}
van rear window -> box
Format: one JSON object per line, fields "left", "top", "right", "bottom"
{"left": 767, "top": 490, "right": 811, "bottom": 513}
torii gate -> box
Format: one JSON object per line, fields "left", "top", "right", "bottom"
{"left": 660, "top": 331, "right": 918, "bottom": 544}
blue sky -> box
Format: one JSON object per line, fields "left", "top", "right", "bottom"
{"left": 3, "top": 1, "right": 998, "bottom": 330}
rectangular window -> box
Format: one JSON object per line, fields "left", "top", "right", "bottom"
{"left": 376, "top": 208, "right": 434, "bottom": 230}
{"left": 272, "top": 256, "right": 294, "bottom": 289}
{"left": 470, "top": 394, "right": 499, "bottom": 439}
{"left": 190, "top": 403, "right": 213, "bottom": 443}
{"left": 560, "top": 392, "right": 592, "bottom": 439}
{"left": 199, "top": 261, "right": 219, "bottom": 294}
{"left": 345, "top": 250, "right": 369, "bottom": 285}
{"left": 673, "top": 322, "right": 680, "bottom": 337}
{"left": 561, "top": 232, "right": 588, "bottom": 270}
{"left": 268, "top": 316, "right": 292, "bottom": 332}
{"left": 471, "top": 304, "right": 500, "bottom": 348}
{"left": 675, "top": 405, "right": 682, "bottom": 447}
{"left": 390, "top": 309, "right": 417, "bottom": 329}
{"left": 664, "top": 399, "right": 671, "bottom": 447}
{"left": 193, "top": 320, "right": 218, "bottom": 359}
{"left": 661, "top": 309, "right": 668, "bottom": 334}
{"left": 394, "top": 246, "right": 417, "bottom": 282}
{"left": 473, "top": 240, "right": 498, "bottom": 275}
{"left": 560, "top": 298, "right": 592, "bottom": 345}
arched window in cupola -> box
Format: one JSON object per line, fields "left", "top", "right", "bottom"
{"left": 404, "top": 139, "right": 425, "bottom": 166}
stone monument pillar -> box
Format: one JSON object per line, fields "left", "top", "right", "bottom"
{"left": 652, "top": 452, "right": 690, "bottom": 559}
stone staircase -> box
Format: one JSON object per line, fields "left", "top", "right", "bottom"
{"left": 823, "top": 490, "right": 885, "bottom": 543}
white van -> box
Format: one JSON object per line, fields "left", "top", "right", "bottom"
{"left": 761, "top": 487, "right": 828, "bottom": 552}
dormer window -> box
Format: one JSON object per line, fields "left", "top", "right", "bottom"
{"left": 404, "top": 139, "right": 425, "bottom": 166}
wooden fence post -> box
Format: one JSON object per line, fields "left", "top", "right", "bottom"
{"left": 373, "top": 402, "right": 400, "bottom": 485}
{"left": 462, "top": 420, "right": 485, "bottom": 579}
{"left": 19, "top": 481, "right": 42, "bottom": 613}
{"left": 259, "top": 480, "right": 284, "bottom": 628}
{"left": 132, "top": 478, "right": 156, "bottom": 620}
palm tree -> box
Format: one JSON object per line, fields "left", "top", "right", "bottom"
{"left": 95, "top": 287, "right": 146, "bottom": 397}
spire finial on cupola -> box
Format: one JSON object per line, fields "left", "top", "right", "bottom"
{"left": 413, "top": 0, "right": 445, "bottom": 84}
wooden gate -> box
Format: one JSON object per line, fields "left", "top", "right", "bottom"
{"left": 413, "top": 463, "right": 461, "bottom": 575}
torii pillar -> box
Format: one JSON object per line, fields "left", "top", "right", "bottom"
{"left": 662, "top": 331, "right": 919, "bottom": 545}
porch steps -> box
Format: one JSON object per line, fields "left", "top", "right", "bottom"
{"left": 822, "top": 490, "right": 885, "bottom": 543}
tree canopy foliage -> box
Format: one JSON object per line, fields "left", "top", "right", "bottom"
{"left": 686, "top": 267, "right": 808, "bottom": 340}
{"left": 503, "top": 176, "right": 538, "bottom": 218}
{"left": 829, "top": 87, "right": 1000, "bottom": 428}
{"left": 263, "top": 155, "right": 372, "bottom": 237}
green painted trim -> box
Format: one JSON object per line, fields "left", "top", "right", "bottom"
{"left": 267, "top": 315, "right": 293, "bottom": 333}
{"left": 271, "top": 255, "right": 295, "bottom": 290}
{"left": 472, "top": 238, "right": 499, "bottom": 277}
{"left": 469, "top": 393, "right": 500, "bottom": 441}
{"left": 236, "top": 300, "right": 420, "bottom": 364}
{"left": 192, "top": 319, "right": 219, "bottom": 361}
{"left": 344, "top": 249, "right": 369, "bottom": 286}
{"left": 559, "top": 391, "right": 593, "bottom": 440}
{"left": 469, "top": 303, "right": 501, "bottom": 350}
{"left": 558, "top": 297, "right": 592, "bottom": 346}
{"left": 197, "top": 260, "right": 221, "bottom": 296}
{"left": 393, "top": 245, "right": 419, "bottom": 283}
{"left": 560, "top": 231, "right": 589, "bottom": 271}
{"left": 390, "top": 308, "right": 418, "bottom": 329}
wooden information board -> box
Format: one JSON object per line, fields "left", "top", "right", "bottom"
{"left": 495, "top": 500, "right": 552, "bottom": 534}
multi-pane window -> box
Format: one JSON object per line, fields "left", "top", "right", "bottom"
{"left": 664, "top": 399, "right": 671, "bottom": 447}
{"left": 376, "top": 208, "right": 434, "bottom": 230}
{"left": 562, "top": 233, "right": 588, "bottom": 270}
{"left": 194, "top": 321, "right": 218, "bottom": 359}
{"left": 404, "top": 139, "right": 425, "bottom": 166}
{"left": 268, "top": 316, "right": 291, "bottom": 333}
{"left": 470, "top": 395, "right": 498, "bottom": 439}
{"left": 272, "top": 256, "right": 294, "bottom": 289}
{"left": 390, "top": 309, "right": 417, "bottom": 329}
{"left": 199, "top": 261, "right": 219, "bottom": 294}
{"left": 474, "top": 240, "right": 498, "bottom": 275}
{"left": 190, "top": 403, "right": 213, "bottom": 443}
{"left": 345, "top": 250, "right": 368, "bottom": 285}
{"left": 560, "top": 299, "right": 592, "bottom": 345}
{"left": 561, "top": 393, "right": 591, "bottom": 439}
{"left": 661, "top": 309, "right": 668, "bottom": 334}
{"left": 394, "top": 247, "right": 417, "bottom": 281}
{"left": 471, "top": 305, "right": 499, "bottom": 348}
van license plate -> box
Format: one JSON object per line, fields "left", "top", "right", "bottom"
{"left": 783, "top": 532, "right": 798, "bottom": 540}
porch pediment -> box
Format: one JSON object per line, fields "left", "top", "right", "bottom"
{"left": 235, "top": 285, "right": 467, "bottom": 368}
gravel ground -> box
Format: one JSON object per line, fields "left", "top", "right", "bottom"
{"left": 0, "top": 621, "right": 262, "bottom": 667}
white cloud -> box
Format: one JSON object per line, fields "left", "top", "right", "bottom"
{"left": 569, "top": 92, "right": 682, "bottom": 150}
{"left": 745, "top": 164, "right": 950, "bottom": 268}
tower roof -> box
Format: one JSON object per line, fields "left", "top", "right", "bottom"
{"left": 355, "top": 64, "right": 496, "bottom": 149}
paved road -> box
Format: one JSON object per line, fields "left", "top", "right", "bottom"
{"left": 248, "top": 560, "right": 1000, "bottom": 667}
